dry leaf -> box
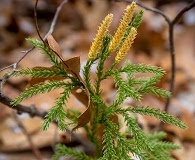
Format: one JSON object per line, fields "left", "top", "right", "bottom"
{"left": 28, "top": 56, "right": 81, "bottom": 86}
{"left": 72, "top": 87, "right": 92, "bottom": 131}
{"left": 71, "top": 87, "right": 88, "bottom": 106}
{"left": 73, "top": 103, "right": 92, "bottom": 130}
{"left": 62, "top": 56, "right": 81, "bottom": 80}
{"left": 47, "top": 35, "right": 62, "bottom": 57}
{"left": 62, "top": 57, "right": 92, "bottom": 130}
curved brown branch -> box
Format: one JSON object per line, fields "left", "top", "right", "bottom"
{"left": 44, "top": 0, "right": 68, "bottom": 39}
{"left": 172, "top": 0, "right": 195, "bottom": 25}
{"left": 164, "top": 0, "right": 195, "bottom": 111}
{"left": 34, "top": 0, "right": 45, "bottom": 44}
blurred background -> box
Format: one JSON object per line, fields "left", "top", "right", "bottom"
{"left": 0, "top": 0, "right": 194, "bottom": 159}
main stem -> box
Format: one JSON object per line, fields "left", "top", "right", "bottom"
{"left": 83, "top": 59, "right": 102, "bottom": 157}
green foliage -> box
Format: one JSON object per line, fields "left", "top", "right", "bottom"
{"left": 53, "top": 144, "right": 93, "bottom": 160}
{"left": 11, "top": 81, "right": 69, "bottom": 106}
{"left": 13, "top": 67, "right": 66, "bottom": 78}
{"left": 119, "top": 106, "right": 186, "bottom": 129}
{"left": 132, "top": 10, "right": 144, "bottom": 28}
{"left": 42, "top": 85, "right": 74, "bottom": 131}
{"left": 11, "top": 3, "right": 187, "bottom": 160}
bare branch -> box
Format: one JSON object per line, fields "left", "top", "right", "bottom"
{"left": 165, "top": 0, "right": 195, "bottom": 112}
{"left": 0, "top": 64, "right": 15, "bottom": 72}
{"left": 34, "top": 0, "right": 45, "bottom": 44}
{"left": 0, "top": 94, "right": 46, "bottom": 117}
{"left": 172, "top": 0, "right": 195, "bottom": 25}
{"left": 44, "top": 0, "right": 68, "bottom": 39}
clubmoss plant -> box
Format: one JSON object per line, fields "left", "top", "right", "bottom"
{"left": 11, "top": 2, "right": 186, "bottom": 160}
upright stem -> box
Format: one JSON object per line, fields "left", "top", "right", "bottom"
{"left": 164, "top": 24, "right": 175, "bottom": 112}
{"left": 83, "top": 59, "right": 103, "bottom": 157}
